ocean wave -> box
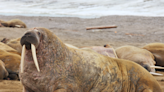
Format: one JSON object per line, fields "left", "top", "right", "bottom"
{"left": 0, "top": 0, "right": 164, "bottom": 18}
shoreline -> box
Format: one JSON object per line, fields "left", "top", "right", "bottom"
{"left": 1, "top": 14, "right": 164, "bottom": 19}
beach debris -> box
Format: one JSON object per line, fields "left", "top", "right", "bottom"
{"left": 86, "top": 25, "right": 117, "bottom": 30}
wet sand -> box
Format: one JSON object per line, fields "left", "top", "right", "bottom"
{"left": 0, "top": 15, "right": 164, "bottom": 91}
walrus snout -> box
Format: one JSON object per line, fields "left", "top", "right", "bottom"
{"left": 20, "top": 31, "right": 40, "bottom": 50}
{"left": 143, "top": 64, "right": 151, "bottom": 72}
{"left": 20, "top": 30, "right": 41, "bottom": 73}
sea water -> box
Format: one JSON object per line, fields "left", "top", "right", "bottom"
{"left": 0, "top": 0, "right": 164, "bottom": 18}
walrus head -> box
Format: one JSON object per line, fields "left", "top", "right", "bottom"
{"left": 0, "top": 20, "right": 8, "bottom": 27}
{"left": 20, "top": 27, "right": 67, "bottom": 73}
{"left": 20, "top": 28, "right": 41, "bottom": 73}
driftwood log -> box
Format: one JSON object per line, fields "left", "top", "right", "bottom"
{"left": 86, "top": 25, "right": 117, "bottom": 30}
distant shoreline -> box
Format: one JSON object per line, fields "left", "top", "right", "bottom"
{"left": 0, "top": 14, "right": 164, "bottom": 19}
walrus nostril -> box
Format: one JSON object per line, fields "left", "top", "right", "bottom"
{"left": 20, "top": 36, "right": 32, "bottom": 50}
{"left": 25, "top": 42, "right": 31, "bottom": 50}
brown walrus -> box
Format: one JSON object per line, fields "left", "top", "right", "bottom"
{"left": 0, "top": 19, "right": 27, "bottom": 28}
{"left": 0, "top": 42, "right": 21, "bottom": 80}
{"left": 142, "top": 43, "right": 164, "bottom": 67}
{"left": 115, "top": 45, "right": 157, "bottom": 73}
{"left": 0, "top": 49, "right": 20, "bottom": 80}
{"left": 20, "top": 27, "right": 162, "bottom": 92}
{"left": 0, "top": 60, "right": 8, "bottom": 80}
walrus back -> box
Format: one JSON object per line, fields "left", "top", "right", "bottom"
{"left": 68, "top": 46, "right": 162, "bottom": 92}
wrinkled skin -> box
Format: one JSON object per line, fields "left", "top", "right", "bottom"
{"left": 0, "top": 60, "right": 8, "bottom": 80}
{"left": 115, "top": 45, "right": 156, "bottom": 72}
{"left": 0, "top": 19, "right": 27, "bottom": 28}
{"left": 20, "top": 27, "right": 162, "bottom": 92}
{"left": 143, "top": 43, "right": 164, "bottom": 67}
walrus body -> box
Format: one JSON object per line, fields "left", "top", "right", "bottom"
{"left": 0, "top": 60, "right": 8, "bottom": 80}
{"left": 0, "top": 42, "right": 20, "bottom": 80}
{"left": 20, "top": 28, "right": 162, "bottom": 92}
{"left": 0, "top": 19, "right": 27, "bottom": 28}
{"left": 0, "top": 49, "right": 20, "bottom": 73}
{"left": 115, "top": 45, "right": 156, "bottom": 72}
{"left": 143, "top": 43, "right": 164, "bottom": 67}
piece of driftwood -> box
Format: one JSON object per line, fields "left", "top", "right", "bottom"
{"left": 86, "top": 25, "right": 117, "bottom": 30}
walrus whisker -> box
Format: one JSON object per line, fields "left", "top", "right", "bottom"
{"left": 31, "top": 44, "right": 40, "bottom": 72}
{"left": 20, "top": 45, "right": 26, "bottom": 73}
{"left": 150, "top": 66, "right": 164, "bottom": 69}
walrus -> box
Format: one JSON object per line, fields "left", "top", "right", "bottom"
{"left": 0, "top": 60, "right": 8, "bottom": 80}
{"left": 142, "top": 43, "right": 164, "bottom": 67}
{"left": 20, "top": 27, "right": 162, "bottom": 92}
{"left": 115, "top": 45, "right": 158, "bottom": 72}
{"left": 0, "top": 42, "right": 21, "bottom": 80}
{"left": 0, "top": 49, "right": 20, "bottom": 80}
{"left": 0, "top": 19, "right": 27, "bottom": 28}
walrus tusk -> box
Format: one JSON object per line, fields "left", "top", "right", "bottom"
{"left": 20, "top": 45, "right": 26, "bottom": 73}
{"left": 15, "top": 25, "right": 21, "bottom": 28}
{"left": 31, "top": 44, "right": 40, "bottom": 72}
{"left": 150, "top": 66, "right": 164, "bottom": 69}
{"left": 150, "top": 72, "right": 163, "bottom": 76}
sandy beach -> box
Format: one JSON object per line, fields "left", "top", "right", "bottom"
{"left": 0, "top": 15, "right": 164, "bottom": 91}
